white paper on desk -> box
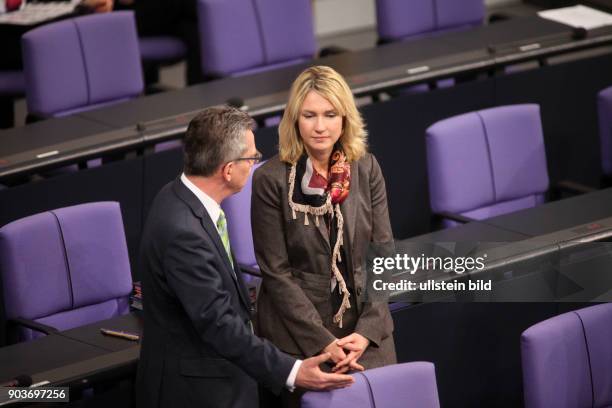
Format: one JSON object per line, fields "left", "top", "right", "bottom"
{"left": 538, "top": 5, "right": 612, "bottom": 30}
{"left": 0, "top": 1, "right": 77, "bottom": 25}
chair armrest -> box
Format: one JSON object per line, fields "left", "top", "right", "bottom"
{"left": 319, "top": 45, "right": 349, "bottom": 58}
{"left": 9, "top": 318, "right": 59, "bottom": 335}
{"left": 434, "top": 211, "right": 476, "bottom": 224}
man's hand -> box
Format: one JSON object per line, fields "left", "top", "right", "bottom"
{"left": 80, "top": 0, "right": 113, "bottom": 13}
{"left": 295, "top": 353, "right": 354, "bottom": 390}
{"left": 333, "top": 333, "right": 369, "bottom": 372}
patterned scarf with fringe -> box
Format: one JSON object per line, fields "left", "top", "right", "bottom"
{"left": 287, "top": 144, "right": 352, "bottom": 327}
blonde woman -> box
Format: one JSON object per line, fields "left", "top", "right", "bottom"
{"left": 252, "top": 66, "right": 396, "bottom": 403}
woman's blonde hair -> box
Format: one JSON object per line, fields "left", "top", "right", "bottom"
{"left": 279, "top": 66, "right": 367, "bottom": 164}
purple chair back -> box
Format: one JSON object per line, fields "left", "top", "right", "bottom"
{"left": 22, "top": 11, "right": 143, "bottom": 118}
{"left": 302, "top": 362, "right": 440, "bottom": 408}
{"left": 426, "top": 104, "right": 549, "bottom": 225}
{"left": 376, "top": 0, "right": 484, "bottom": 42}
{"left": 597, "top": 86, "right": 612, "bottom": 176}
{"left": 521, "top": 303, "right": 612, "bottom": 408}
{"left": 221, "top": 162, "right": 263, "bottom": 269}
{"left": 0, "top": 202, "right": 132, "bottom": 342}
{"left": 197, "top": 0, "right": 315, "bottom": 77}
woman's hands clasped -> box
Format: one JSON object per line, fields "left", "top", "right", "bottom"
{"left": 323, "top": 333, "right": 370, "bottom": 373}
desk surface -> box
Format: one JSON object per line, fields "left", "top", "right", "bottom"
{"left": 0, "top": 334, "right": 107, "bottom": 384}
{"left": 483, "top": 188, "right": 612, "bottom": 236}
{"left": 0, "top": 312, "right": 142, "bottom": 386}
{"left": 58, "top": 312, "right": 142, "bottom": 352}
{"left": 409, "top": 220, "right": 530, "bottom": 243}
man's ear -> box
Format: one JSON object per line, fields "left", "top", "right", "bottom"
{"left": 222, "top": 161, "right": 234, "bottom": 182}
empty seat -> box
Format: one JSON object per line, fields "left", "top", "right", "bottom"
{"left": 426, "top": 104, "right": 549, "bottom": 226}
{"left": 521, "top": 303, "right": 612, "bottom": 408}
{"left": 0, "top": 202, "right": 133, "bottom": 342}
{"left": 22, "top": 11, "right": 143, "bottom": 118}
{"left": 376, "top": 0, "right": 485, "bottom": 43}
{"left": 197, "top": 0, "right": 316, "bottom": 78}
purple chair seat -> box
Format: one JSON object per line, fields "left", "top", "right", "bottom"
{"left": 426, "top": 104, "right": 550, "bottom": 227}
{"left": 302, "top": 362, "right": 440, "bottom": 408}
{"left": 22, "top": 11, "right": 143, "bottom": 118}
{"left": 0, "top": 202, "right": 133, "bottom": 342}
{"left": 0, "top": 71, "right": 25, "bottom": 95}
{"left": 139, "top": 36, "right": 187, "bottom": 62}
{"left": 521, "top": 303, "right": 612, "bottom": 408}
{"left": 197, "top": 0, "right": 316, "bottom": 78}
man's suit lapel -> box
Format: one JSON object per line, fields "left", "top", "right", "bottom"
{"left": 172, "top": 178, "right": 251, "bottom": 310}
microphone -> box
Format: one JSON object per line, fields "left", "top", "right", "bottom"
{"left": 2, "top": 375, "right": 32, "bottom": 387}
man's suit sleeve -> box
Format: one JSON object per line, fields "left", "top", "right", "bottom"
{"left": 163, "top": 228, "right": 295, "bottom": 394}
{"left": 355, "top": 154, "right": 395, "bottom": 347}
{"left": 252, "top": 169, "right": 337, "bottom": 358}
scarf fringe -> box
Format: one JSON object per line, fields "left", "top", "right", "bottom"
{"left": 288, "top": 163, "right": 334, "bottom": 217}
{"left": 331, "top": 204, "right": 350, "bottom": 328}
{"left": 289, "top": 163, "right": 350, "bottom": 328}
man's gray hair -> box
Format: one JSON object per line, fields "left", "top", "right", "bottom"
{"left": 183, "top": 105, "right": 255, "bottom": 177}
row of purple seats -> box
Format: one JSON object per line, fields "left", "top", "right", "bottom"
{"left": 11, "top": 0, "right": 488, "bottom": 122}
{"left": 302, "top": 362, "right": 440, "bottom": 408}
{"left": 16, "top": 0, "right": 316, "bottom": 120}
{"left": 0, "top": 202, "right": 133, "bottom": 343}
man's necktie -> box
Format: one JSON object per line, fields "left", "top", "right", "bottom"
{"left": 216, "top": 210, "right": 234, "bottom": 269}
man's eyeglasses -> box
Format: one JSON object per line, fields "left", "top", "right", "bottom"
{"left": 233, "top": 151, "right": 263, "bottom": 165}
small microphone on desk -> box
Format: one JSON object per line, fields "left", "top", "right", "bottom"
{"left": 2, "top": 374, "right": 32, "bottom": 387}
{"left": 226, "top": 97, "right": 248, "bottom": 111}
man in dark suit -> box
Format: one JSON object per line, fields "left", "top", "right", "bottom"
{"left": 136, "top": 106, "right": 353, "bottom": 408}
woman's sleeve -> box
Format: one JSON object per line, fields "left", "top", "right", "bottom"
{"left": 251, "top": 167, "right": 337, "bottom": 357}
{"left": 355, "top": 154, "right": 395, "bottom": 346}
